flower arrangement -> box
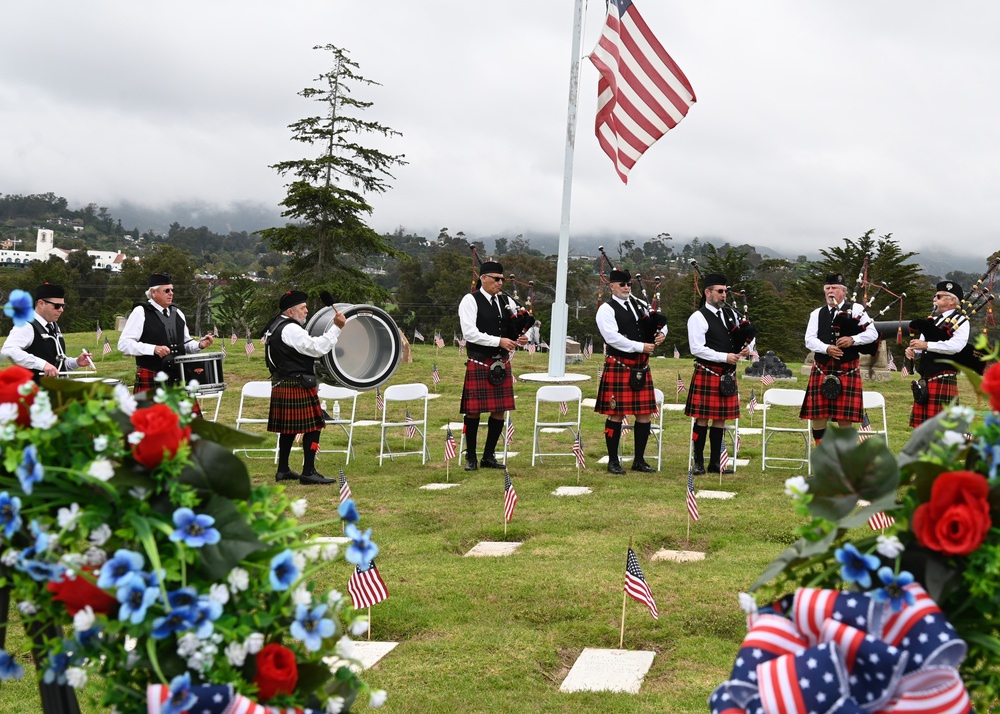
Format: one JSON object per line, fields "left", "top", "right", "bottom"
{"left": 0, "top": 349, "right": 385, "bottom": 713}
{"left": 713, "top": 357, "right": 1000, "bottom": 713}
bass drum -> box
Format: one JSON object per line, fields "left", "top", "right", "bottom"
{"left": 305, "top": 304, "right": 402, "bottom": 390}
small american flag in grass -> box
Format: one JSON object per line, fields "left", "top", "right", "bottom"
{"left": 761, "top": 373, "right": 775, "bottom": 387}
{"left": 687, "top": 472, "right": 699, "bottom": 522}
{"left": 338, "top": 467, "right": 352, "bottom": 505}
{"left": 405, "top": 408, "right": 416, "bottom": 438}
{"left": 747, "top": 389, "right": 757, "bottom": 417}
{"left": 245, "top": 338, "right": 255, "bottom": 356}
{"left": 719, "top": 442, "right": 729, "bottom": 472}
{"left": 348, "top": 560, "right": 388, "bottom": 609}
{"left": 624, "top": 548, "right": 658, "bottom": 620}
{"left": 375, "top": 387, "right": 384, "bottom": 411}
{"left": 505, "top": 414, "right": 515, "bottom": 446}
{"left": 559, "top": 401, "right": 568, "bottom": 415}
{"left": 432, "top": 363, "right": 441, "bottom": 385}
{"left": 504, "top": 470, "right": 518, "bottom": 523}
{"left": 676, "top": 374, "right": 686, "bottom": 394}
{"left": 901, "top": 364, "right": 909, "bottom": 377}
{"left": 231, "top": 332, "right": 238, "bottom": 345}
{"left": 573, "top": 432, "right": 586, "bottom": 469}
{"left": 858, "top": 411, "right": 874, "bottom": 442}
{"left": 102, "top": 337, "right": 113, "bottom": 356}
{"left": 444, "top": 427, "right": 457, "bottom": 461}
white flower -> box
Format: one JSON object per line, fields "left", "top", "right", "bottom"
{"left": 93, "top": 435, "right": 109, "bottom": 452}
{"left": 128, "top": 486, "right": 150, "bottom": 500}
{"left": 88, "top": 459, "right": 115, "bottom": 482}
{"left": 1, "top": 549, "right": 20, "bottom": 567}
{"left": 83, "top": 546, "right": 108, "bottom": 566}
{"left": 327, "top": 589, "right": 345, "bottom": 608}
{"left": 178, "top": 400, "right": 193, "bottom": 416}
{"left": 321, "top": 543, "right": 340, "bottom": 561}
{"left": 89, "top": 524, "right": 112, "bottom": 547}
{"left": 126, "top": 649, "right": 141, "bottom": 668}
{"left": 177, "top": 633, "right": 201, "bottom": 657}
{"left": 290, "top": 498, "right": 308, "bottom": 518}
{"left": 302, "top": 545, "right": 321, "bottom": 562}
{"left": 73, "top": 606, "right": 96, "bottom": 632}
{"left": 61, "top": 553, "right": 84, "bottom": 570}
{"left": 245, "top": 632, "right": 265, "bottom": 655}
{"left": 18, "top": 381, "right": 36, "bottom": 397}
{"left": 349, "top": 617, "right": 369, "bottom": 637}
{"left": 17, "top": 600, "right": 38, "bottom": 615}
{"left": 369, "top": 690, "right": 388, "bottom": 709}
{"left": 113, "top": 384, "right": 137, "bottom": 416}
{"left": 0, "top": 403, "right": 19, "bottom": 425}
{"left": 154, "top": 371, "right": 169, "bottom": 383}
{"left": 940, "top": 430, "right": 966, "bottom": 448}
{"left": 0, "top": 423, "right": 17, "bottom": 441}
{"left": 30, "top": 404, "right": 58, "bottom": 429}
{"left": 57, "top": 503, "right": 81, "bottom": 531}
{"left": 65, "top": 667, "right": 88, "bottom": 689}
{"left": 228, "top": 567, "right": 249, "bottom": 593}
{"left": 292, "top": 583, "right": 313, "bottom": 606}
{"left": 127, "top": 431, "right": 145, "bottom": 445}
{"left": 335, "top": 635, "right": 355, "bottom": 660}
{"left": 187, "top": 380, "right": 201, "bottom": 391}
{"left": 738, "top": 592, "right": 758, "bottom": 615}
{"left": 325, "top": 696, "right": 345, "bottom": 714}
{"left": 947, "top": 405, "right": 975, "bottom": 422}
{"left": 876, "top": 535, "right": 905, "bottom": 559}
{"left": 224, "top": 641, "right": 247, "bottom": 667}
{"left": 293, "top": 552, "right": 308, "bottom": 572}
{"left": 209, "top": 583, "right": 230, "bottom": 605}
{"left": 784, "top": 476, "right": 809, "bottom": 497}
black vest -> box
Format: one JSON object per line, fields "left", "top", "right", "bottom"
{"left": 25, "top": 320, "right": 66, "bottom": 381}
{"left": 816, "top": 303, "right": 860, "bottom": 364}
{"left": 264, "top": 317, "right": 317, "bottom": 380}
{"left": 604, "top": 299, "right": 643, "bottom": 358}
{"left": 135, "top": 304, "right": 187, "bottom": 375}
{"left": 696, "top": 306, "right": 734, "bottom": 364}
{"left": 466, "top": 291, "right": 505, "bottom": 360}
{"left": 918, "top": 313, "right": 957, "bottom": 378}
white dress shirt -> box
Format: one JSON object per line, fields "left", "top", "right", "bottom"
{"left": 804, "top": 301, "right": 878, "bottom": 355}
{"left": 118, "top": 301, "right": 202, "bottom": 357}
{"left": 914, "top": 308, "right": 970, "bottom": 355}
{"left": 596, "top": 296, "right": 666, "bottom": 355}
{"left": 1, "top": 318, "right": 83, "bottom": 372}
{"left": 270, "top": 315, "right": 341, "bottom": 356}
{"left": 687, "top": 307, "right": 730, "bottom": 363}
{"left": 459, "top": 288, "right": 516, "bottom": 348}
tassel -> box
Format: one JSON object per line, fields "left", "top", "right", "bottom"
{"left": 897, "top": 325, "right": 903, "bottom": 345}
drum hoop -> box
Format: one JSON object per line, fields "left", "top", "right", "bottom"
{"left": 175, "top": 352, "right": 226, "bottom": 393}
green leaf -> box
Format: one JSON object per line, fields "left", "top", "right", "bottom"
{"left": 191, "top": 418, "right": 266, "bottom": 449}
{"left": 295, "top": 661, "right": 334, "bottom": 698}
{"left": 807, "top": 425, "right": 900, "bottom": 521}
{"left": 898, "top": 410, "right": 971, "bottom": 471}
{"left": 194, "top": 495, "right": 267, "bottom": 580}
{"left": 750, "top": 526, "right": 840, "bottom": 591}
{"left": 179, "top": 440, "right": 252, "bottom": 501}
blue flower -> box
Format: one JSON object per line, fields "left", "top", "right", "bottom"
{"left": 268, "top": 549, "right": 299, "bottom": 591}
{"left": 0, "top": 492, "right": 22, "bottom": 540}
{"left": 117, "top": 572, "right": 160, "bottom": 625}
{"left": 168, "top": 508, "right": 221, "bottom": 548}
{"left": 16, "top": 445, "right": 44, "bottom": 495}
{"left": 163, "top": 672, "right": 198, "bottom": 714}
{"left": 344, "top": 523, "right": 378, "bottom": 571}
{"left": 3, "top": 290, "right": 34, "bottom": 327}
{"left": 974, "top": 439, "right": 1000, "bottom": 481}
{"left": 834, "top": 542, "right": 880, "bottom": 589}
{"left": 15, "top": 555, "right": 66, "bottom": 583}
{"left": 290, "top": 603, "right": 335, "bottom": 652}
{"left": 190, "top": 596, "right": 222, "bottom": 639}
{"left": 872, "top": 567, "right": 916, "bottom": 613}
{"left": 338, "top": 498, "right": 360, "bottom": 524}
{"left": 167, "top": 587, "right": 199, "bottom": 609}
{"left": 0, "top": 649, "right": 24, "bottom": 680}
{"left": 29, "top": 519, "right": 49, "bottom": 554}
{"left": 98, "top": 549, "right": 145, "bottom": 589}
{"left": 151, "top": 605, "right": 197, "bottom": 640}
{"left": 42, "top": 650, "right": 70, "bottom": 685}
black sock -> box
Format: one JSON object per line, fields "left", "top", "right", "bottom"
{"left": 464, "top": 415, "right": 480, "bottom": 461}
{"left": 692, "top": 423, "right": 708, "bottom": 463}
{"left": 812, "top": 428, "right": 826, "bottom": 444}
{"left": 605, "top": 419, "right": 623, "bottom": 463}
{"left": 633, "top": 421, "right": 651, "bottom": 462}
{"left": 482, "top": 416, "right": 505, "bottom": 459}
{"left": 708, "top": 426, "right": 724, "bottom": 466}
{"left": 277, "top": 433, "right": 295, "bottom": 472}
{"left": 302, "top": 431, "right": 320, "bottom": 473}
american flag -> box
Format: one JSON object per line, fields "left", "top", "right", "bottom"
{"left": 686, "top": 471, "right": 699, "bottom": 522}
{"left": 434, "top": 333, "right": 445, "bottom": 349}
{"left": 231, "top": 331, "right": 238, "bottom": 345}
{"left": 505, "top": 414, "right": 515, "bottom": 446}
{"left": 588, "top": 0, "right": 696, "bottom": 184}
{"left": 559, "top": 401, "right": 568, "bottom": 415}
{"left": 213, "top": 324, "right": 219, "bottom": 337}
{"left": 761, "top": 373, "right": 775, "bottom": 387}
{"left": 673, "top": 346, "right": 680, "bottom": 359}
{"left": 405, "top": 408, "right": 416, "bottom": 438}
{"left": 528, "top": 343, "right": 536, "bottom": 355}
{"left": 102, "top": 337, "right": 113, "bottom": 356}
{"left": 750, "top": 349, "right": 760, "bottom": 362}
{"left": 676, "top": 374, "right": 686, "bottom": 394}
{"left": 413, "top": 329, "right": 424, "bottom": 342}
{"left": 375, "top": 387, "right": 384, "bottom": 411}
{"left": 220, "top": 340, "right": 226, "bottom": 357}
{"left": 504, "top": 469, "right": 518, "bottom": 523}
{"left": 868, "top": 511, "right": 896, "bottom": 531}
{"left": 539, "top": 339, "right": 549, "bottom": 350}
{"left": 432, "top": 363, "right": 441, "bottom": 385}
{"left": 348, "top": 560, "right": 388, "bottom": 609}
{"left": 858, "top": 411, "right": 875, "bottom": 442}
{"left": 901, "top": 364, "right": 909, "bottom": 377}
{"left": 458, "top": 337, "right": 466, "bottom": 352}
{"left": 597, "top": 367, "right": 603, "bottom": 379}
{"left": 245, "top": 338, "right": 255, "bottom": 356}
{"left": 621, "top": 415, "right": 631, "bottom": 433}
{"left": 147, "top": 683, "right": 233, "bottom": 714}
{"left": 96, "top": 323, "right": 103, "bottom": 344}
{"left": 338, "top": 467, "right": 352, "bottom": 505}
{"left": 573, "top": 432, "right": 586, "bottom": 469}
{"left": 887, "top": 352, "right": 897, "bottom": 371}
{"left": 624, "top": 548, "right": 659, "bottom": 620}
{"left": 734, "top": 430, "right": 742, "bottom": 456}
{"left": 719, "top": 442, "right": 729, "bottom": 472}
{"left": 747, "top": 389, "right": 757, "bottom": 417}
{"left": 584, "top": 339, "right": 593, "bottom": 358}
{"left": 444, "top": 427, "right": 457, "bottom": 461}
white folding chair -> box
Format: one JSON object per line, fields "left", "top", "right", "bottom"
{"left": 233, "top": 381, "right": 281, "bottom": 462}
{"left": 318, "top": 384, "right": 361, "bottom": 464}
{"left": 687, "top": 417, "right": 741, "bottom": 474}
{"left": 862, "top": 391, "right": 889, "bottom": 444}
{"left": 761, "top": 388, "right": 811, "bottom": 473}
{"left": 193, "top": 391, "right": 223, "bottom": 422}
{"left": 531, "top": 385, "right": 583, "bottom": 466}
{"left": 379, "top": 383, "right": 430, "bottom": 465}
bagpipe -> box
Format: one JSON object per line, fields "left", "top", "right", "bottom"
{"left": 690, "top": 260, "right": 757, "bottom": 352}
{"left": 832, "top": 259, "right": 905, "bottom": 357}
{"left": 598, "top": 245, "right": 667, "bottom": 343}
{"left": 470, "top": 247, "right": 535, "bottom": 342}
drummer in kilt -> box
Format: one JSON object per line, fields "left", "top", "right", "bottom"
{"left": 800, "top": 272, "right": 878, "bottom": 442}
{"left": 685, "top": 273, "right": 746, "bottom": 475}
{"left": 263, "top": 290, "right": 346, "bottom": 485}
{"left": 904, "top": 280, "right": 969, "bottom": 427}
{"left": 595, "top": 267, "right": 666, "bottom": 474}
{"left": 459, "top": 260, "right": 528, "bottom": 471}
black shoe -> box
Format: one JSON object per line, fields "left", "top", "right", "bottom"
{"left": 465, "top": 459, "right": 478, "bottom": 471}
{"left": 608, "top": 461, "right": 626, "bottom": 475}
{"left": 631, "top": 460, "right": 655, "bottom": 473}
{"left": 299, "top": 470, "right": 336, "bottom": 485}
{"left": 691, "top": 461, "right": 706, "bottom": 476}
{"left": 275, "top": 469, "right": 300, "bottom": 482}
{"left": 707, "top": 463, "right": 735, "bottom": 475}
{"left": 480, "top": 455, "right": 505, "bottom": 469}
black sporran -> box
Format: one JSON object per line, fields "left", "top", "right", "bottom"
{"left": 629, "top": 366, "right": 649, "bottom": 391}
{"left": 298, "top": 373, "right": 318, "bottom": 389}
{"left": 911, "top": 379, "right": 929, "bottom": 406}
{"left": 487, "top": 360, "right": 507, "bottom": 386}
{"left": 820, "top": 375, "right": 842, "bottom": 399}
{"left": 719, "top": 372, "right": 737, "bottom": 397}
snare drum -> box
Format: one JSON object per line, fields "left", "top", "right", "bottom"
{"left": 175, "top": 352, "right": 226, "bottom": 394}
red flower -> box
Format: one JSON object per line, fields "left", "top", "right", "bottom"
{"left": 982, "top": 362, "right": 1000, "bottom": 412}
{"left": 254, "top": 643, "right": 299, "bottom": 701}
{"left": 47, "top": 571, "right": 117, "bottom": 617}
{"left": 0, "top": 364, "right": 38, "bottom": 426}
{"left": 130, "top": 403, "right": 190, "bottom": 468}
{"left": 912, "top": 470, "right": 992, "bottom": 556}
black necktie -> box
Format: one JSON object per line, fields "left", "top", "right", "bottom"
{"left": 47, "top": 323, "right": 57, "bottom": 337}
{"left": 163, "top": 308, "right": 170, "bottom": 318}
{"left": 492, "top": 296, "right": 502, "bottom": 317}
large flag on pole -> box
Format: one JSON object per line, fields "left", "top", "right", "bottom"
{"left": 624, "top": 548, "right": 659, "bottom": 619}
{"left": 588, "top": 0, "right": 696, "bottom": 183}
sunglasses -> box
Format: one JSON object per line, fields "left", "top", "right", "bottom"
{"left": 162, "top": 288, "right": 174, "bottom": 293}
{"left": 713, "top": 288, "right": 728, "bottom": 294}
{"left": 616, "top": 282, "right": 630, "bottom": 288}
{"left": 484, "top": 275, "right": 504, "bottom": 283}
{"left": 933, "top": 293, "right": 952, "bottom": 300}
{"left": 41, "top": 299, "right": 66, "bottom": 309}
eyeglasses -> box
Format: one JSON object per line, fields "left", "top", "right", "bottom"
{"left": 713, "top": 288, "right": 728, "bottom": 294}
{"left": 616, "top": 282, "right": 630, "bottom": 288}
{"left": 41, "top": 300, "right": 66, "bottom": 310}
{"left": 484, "top": 275, "right": 504, "bottom": 283}
{"left": 933, "top": 293, "right": 952, "bottom": 300}
{"left": 162, "top": 288, "right": 174, "bottom": 293}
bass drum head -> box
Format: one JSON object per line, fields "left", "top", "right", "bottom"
{"left": 306, "top": 304, "right": 402, "bottom": 391}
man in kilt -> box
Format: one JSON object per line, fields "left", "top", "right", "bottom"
{"left": 595, "top": 267, "right": 666, "bottom": 474}
{"left": 904, "top": 280, "right": 968, "bottom": 427}
{"left": 800, "top": 272, "right": 878, "bottom": 441}
{"left": 459, "top": 260, "right": 528, "bottom": 471}
{"left": 685, "top": 273, "right": 746, "bottom": 475}
{"left": 263, "top": 290, "right": 346, "bottom": 485}
{"left": 118, "top": 273, "right": 214, "bottom": 407}
{"left": 1, "top": 283, "right": 94, "bottom": 382}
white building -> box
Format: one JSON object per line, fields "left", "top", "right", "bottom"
{"left": 0, "top": 229, "right": 129, "bottom": 273}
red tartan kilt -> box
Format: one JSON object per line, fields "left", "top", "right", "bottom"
{"left": 268, "top": 380, "right": 324, "bottom": 433}
{"left": 909, "top": 372, "right": 958, "bottom": 427}
{"left": 799, "top": 359, "right": 864, "bottom": 422}
{"left": 460, "top": 359, "right": 516, "bottom": 414}
{"left": 133, "top": 367, "right": 202, "bottom": 418}
{"left": 595, "top": 355, "right": 657, "bottom": 415}
{"left": 683, "top": 363, "right": 740, "bottom": 420}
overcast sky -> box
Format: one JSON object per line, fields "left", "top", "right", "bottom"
{"left": 3, "top": 1, "right": 999, "bottom": 264}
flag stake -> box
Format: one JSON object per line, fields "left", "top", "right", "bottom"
{"left": 367, "top": 606, "right": 371, "bottom": 640}
{"left": 619, "top": 535, "right": 632, "bottom": 648}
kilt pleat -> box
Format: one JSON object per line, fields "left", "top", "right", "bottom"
{"left": 595, "top": 355, "right": 657, "bottom": 416}
{"left": 799, "top": 359, "right": 864, "bottom": 422}
{"left": 133, "top": 367, "right": 202, "bottom": 418}
{"left": 460, "top": 358, "right": 516, "bottom": 414}
{"left": 268, "top": 380, "right": 324, "bottom": 433}
{"left": 909, "top": 372, "right": 958, "bottom": 427}
{"left": 683, "top": 362, "right": 740, "bottom": 420}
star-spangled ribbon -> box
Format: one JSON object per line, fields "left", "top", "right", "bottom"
{"left": 147, "top": 683, "right": 320, "bottom": 714}
{"left": 710, "top": 585, "right": 970, "bottom": 714}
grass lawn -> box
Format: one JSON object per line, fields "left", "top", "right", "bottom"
{"left": 1, "top": 333, "right": 983, "bottom": 713}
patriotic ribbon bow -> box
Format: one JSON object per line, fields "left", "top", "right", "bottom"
{"left": 148, "top": 683, "right": 319, "bottom": 713}
{"left": 710, "top": 586, "right": 970, "bottom": 714}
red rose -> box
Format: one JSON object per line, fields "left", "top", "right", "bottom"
{"left": 47, "top": 571, "right": 117, "bottom": 616}
{"left": 982, "top": 362, "right": 1000, "bottom": 412}
{"left": 254, "top": 643, "right": 299, "bottom": 701}
{"left": 0, "top": 364, "right": 38, "bottom": 426}
{"left": 130, "top": 403, "right": 190, "bottom": 468}
{"left": 912, "top": 470, "right": 992, "bottom": 556}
